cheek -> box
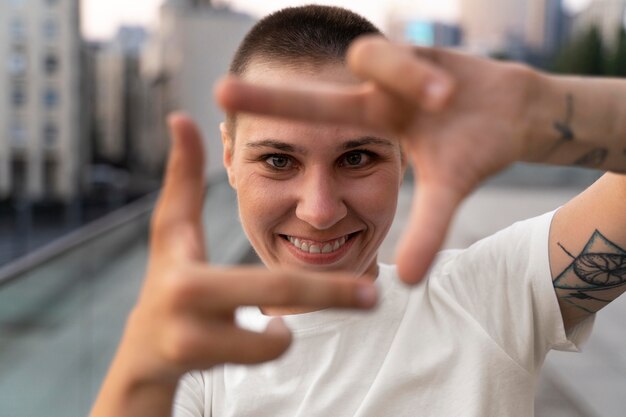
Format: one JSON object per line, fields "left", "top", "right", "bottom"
{"left": 236, "top": 173, "right": 292, "bottom": 233}
{"left": 346, "top": 168, "right": 401, "bottom": 229}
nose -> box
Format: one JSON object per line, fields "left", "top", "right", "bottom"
{"left": 295, "top": 169, "right": 347, "bottom": 230}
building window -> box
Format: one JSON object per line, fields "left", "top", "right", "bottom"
{"left": 10, "top": 19, "right": 25, "bottom": 40}
{"left": 43, "top": 19, "right": 58, "bottom": 39}
{"left": 43, "top": 88, "right": 59, "bottom": 109}
{"left": 43, "top": 123, "right": 58, "bottom": 146}
{"left": 10, "top": 123, "right": 27, "bottom": 146}
{"left": 12, "top": 86, "right": 26, "bottom": 107}
{"left": 8, "top": 53, "right": 27, "bottom": 75}
{"left": 44, "top": 54, "right": 59, "bottom": 74}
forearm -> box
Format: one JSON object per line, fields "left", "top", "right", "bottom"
{"left": 523, "top": 72, "right": 626, "bottom": 173}
{"left": 90, "top": 367, "right": 177, "bottom": 417}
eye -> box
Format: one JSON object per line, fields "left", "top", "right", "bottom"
{"left": 340, "top": 151, "right": 372, "bottom": 168}
{"left": 265, "top": 154, "right": 293, "bottom": 170}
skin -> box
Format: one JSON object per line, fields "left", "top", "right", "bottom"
{"left": 222, "top": 61, "right": 405, "bottom": 314}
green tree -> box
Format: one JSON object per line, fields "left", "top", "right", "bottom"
{"left": 607, "top": 27, "right": 626, "bottom": 77}
{"left": 552, "top": 25, "right": 607, "bottom": 75}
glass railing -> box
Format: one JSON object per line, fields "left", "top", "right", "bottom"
{"left": 0, "top": 178, "right": 250, "bottom": 417}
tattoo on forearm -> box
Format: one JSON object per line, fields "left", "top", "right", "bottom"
{"left": 573, "top": 147, "right": 608, "bottom": 168}
{"left": 553, "top": 94, "right": 575, "bottom": 141}
{"left": 554, "top": 230, "right": 626, "bottom": 314}
{"left": 546, "top": 94, "right": 576, "bottom": 159}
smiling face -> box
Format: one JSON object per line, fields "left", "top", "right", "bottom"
{"left": 222, "top": 61, "right": 404, "bottom": 277}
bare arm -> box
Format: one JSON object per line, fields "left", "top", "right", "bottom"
{"left": 549, "top": 173, "right": 626, "bottom": 329}
{"left": 521, "top": 75, "right": 626, "bottom": 328}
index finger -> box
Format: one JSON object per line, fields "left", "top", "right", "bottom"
{"left": 215, "top": 76, "right": 366, "bottom": 125}
{"left": 180, "top": 265, "right": 379, "bottom": 312}
{"left": 215, "top": 77, "right": 412, "bottom": 133}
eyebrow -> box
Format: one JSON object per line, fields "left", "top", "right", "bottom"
{"left": 244, "top": 136, "right": 394, "bottom": 154}
{"left": 340, "top": 136, "right": 395, "bottom": 151}
{"left": 245, "top": 139, "right": 307, "bottom": 154}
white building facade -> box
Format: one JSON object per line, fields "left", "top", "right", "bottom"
{"left": 141, "top": 0, "right": 254, "bottom": 178}
{"left": 0, "top": 0, "right": 82, "bottom": 202}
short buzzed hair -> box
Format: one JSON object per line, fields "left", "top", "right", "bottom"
{"left": 230, "top": 5, "right": 382, "bottom": 76}
{"left": 225, "top": 5, "right": 382, "bottom": 135}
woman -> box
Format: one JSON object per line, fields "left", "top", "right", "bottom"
{"left": 91, "top": 6, "right": 626, "bottom": 417}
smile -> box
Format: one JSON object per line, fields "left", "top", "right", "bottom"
{"left": 283, "top": 234, "right": 353, "bottom": 254}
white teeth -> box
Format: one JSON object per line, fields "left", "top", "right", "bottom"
{"left": 285, "top": 234, "right": 352, "bottom": 254}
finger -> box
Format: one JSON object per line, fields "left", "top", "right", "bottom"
{"left": 173, "top": 266, "right": 378, "bottom": 312}
{"left": 216, "top": 77, "right": 411, "bottom": 134}
{"left": 183, "top": 317, "right": 293, "bottom": 368}
{"left": 151, "top": 114, "right": 206, "bottom": 256}
{"left": 394, "top": 181, "right": 464, "bottom": 285}
{"left": 216, "top": 76, "right": 368, "bottom": 125}
{"left": 347, "top": 36, "right": 455, "bottom": 112}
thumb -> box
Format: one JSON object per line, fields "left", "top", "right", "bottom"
{"left": 395, "top": 181, "right": 463, "bottom": 285}
{"left": 151, "top": 113, "right": 207, "bottom": 259}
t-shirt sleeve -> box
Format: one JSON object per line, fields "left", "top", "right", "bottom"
{"left": 173, "top": 371, "right": 210, "bottom": 417}
{"left": 435, "top": 210, "right": 595, "bottom": 373}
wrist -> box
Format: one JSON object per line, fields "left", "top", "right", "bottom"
{"left": 116, "top": 308, "right": 185, "bottom": 386}
{"left": 517, "top": 69, "right": 561, "bottom": 162}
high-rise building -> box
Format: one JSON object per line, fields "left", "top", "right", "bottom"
{"left": 459, "top": 0, "right": 566, "bottom": 55}
{"left": 93, "top": 26, "right": 148, "bottom": 167}
{"left": 0, "top": 0, "right": 83, "bottom": 202}
{"left": 141, "top": 0, "right": 254, "bottom": 178}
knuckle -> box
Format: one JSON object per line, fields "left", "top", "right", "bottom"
{"left": 161, "top": 326, "right": 196, "bottom": 366}
{"left": 161, "top": 268, "right": 198, "bottom": 311}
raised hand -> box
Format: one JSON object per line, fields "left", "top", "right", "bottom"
{"left": 90, "top": 114, "right": 377, "bottom": 417}
{"left": 216, "top": 36, "right": 540, "bottom": 284}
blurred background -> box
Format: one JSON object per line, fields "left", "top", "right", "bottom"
{"left": 0, "top": 0, "right": 624, "bottom": 416}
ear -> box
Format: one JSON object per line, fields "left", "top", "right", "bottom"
{"left": 220, "top": 122, "right": 236, "bottom": 189}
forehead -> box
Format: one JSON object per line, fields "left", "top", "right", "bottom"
{"left": 236, "top": 61, "right": 392, "bottom": 150}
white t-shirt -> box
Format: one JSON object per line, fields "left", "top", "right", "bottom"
{"left": 173, "top": 211, "right": 594, "bottom": 417}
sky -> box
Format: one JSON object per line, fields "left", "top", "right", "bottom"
{"left": 82, "top": 0, "right": 595, "bottom": 40}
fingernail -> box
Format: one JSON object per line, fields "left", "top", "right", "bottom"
{"left": 357, "top": 284, "right": 378, "bottom": 307}
{"left": 265, "top": 317, "right": 291, "bottom": 337}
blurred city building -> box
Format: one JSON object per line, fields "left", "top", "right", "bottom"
{"left": 571, "top": 0, "right": 626, "bottom": 47}
{"left": 93, "top": 26, "right": 147, "bottom": 168}
{"left": 140, "top": 0, "right": 254, "bottom": 178}
{"left": 0, "top": 0, "right": 85, "bottom": 202}
{"left": 458, "top": 0, "right": 568, "bottom": 58}
{"left": 387, "top": 18, "right": 462, "bottom": 47}
{"left": 89, "top": 26, "right": 160, "bottom": 200}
